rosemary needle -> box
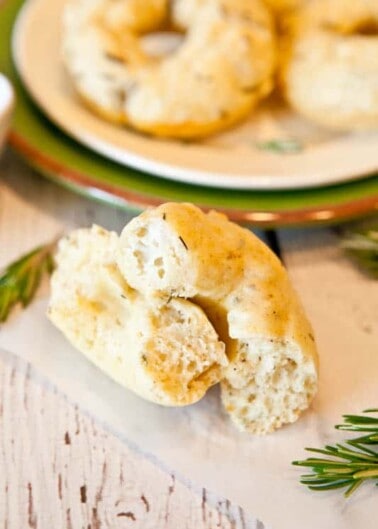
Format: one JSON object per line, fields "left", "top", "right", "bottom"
{"left": 0, "top": 241, "right": 56, "bottom": 323}
{"left": 341, "top": 227, "right": 378, "bottom": 279}
{"left": 293, "top": 409, "right": 378, "bottom": 497}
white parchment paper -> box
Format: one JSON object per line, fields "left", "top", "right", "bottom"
{"left": 0, "top": 289, "right": 377, "bottom": 529}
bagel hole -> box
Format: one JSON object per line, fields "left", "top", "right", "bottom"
{"left": 141, "top": 31, "right": 185, "bottom": 58}
{"left": 193, "top": 295, "right": 239, "bottom": 361}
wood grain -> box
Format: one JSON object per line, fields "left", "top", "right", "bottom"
{"left": 0, "top": 349, "right": 262, "bottom": 529}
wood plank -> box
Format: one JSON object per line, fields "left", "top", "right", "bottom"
{"left": 0, "top": 349, "right": 260, "bottom": 529}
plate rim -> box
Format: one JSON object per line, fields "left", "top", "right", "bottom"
{"left": 9, "top": 130, "right": 378, "bottom": 226}
{"left": 11, "top": 0, "right": 378, "bottom": 191}
{"left": 2, "top": 0, "right": 378, "bottom": 227}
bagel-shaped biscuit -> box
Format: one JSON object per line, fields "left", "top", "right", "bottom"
{"left": 118, "top": 203, "right": 318, "bottom": 434}
{"left": 48, "top": 225, "right": 228, "bottom": 406}
{"left": 281, "top": 0, "right": 378, "bottom": 130}
{"left": 62, "top": 0, "right": 276, "bottom": 138}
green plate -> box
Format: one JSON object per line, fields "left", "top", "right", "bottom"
{"left": 1, "top": 0, "right": 378, "bottom": 226}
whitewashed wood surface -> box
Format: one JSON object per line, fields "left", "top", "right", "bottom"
{"left": 0, "top": 348, "right": 263, "bottom": 529}
{"left": 0, "top": 148, "right": 377, "bottom": 528}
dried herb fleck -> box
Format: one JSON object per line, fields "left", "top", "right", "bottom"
{"left": 255, "top": 138, "right": 303, "bottom": 154}
{"left": 179, "top": 236, "right": 188, "bottom": 250}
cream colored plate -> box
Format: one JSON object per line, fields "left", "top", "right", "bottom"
{"left": 12, "top": 0, "right": 378, "bottom": 190}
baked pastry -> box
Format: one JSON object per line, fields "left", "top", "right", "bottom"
{"left": 280, "top": 0, "right": 378, "bottom": 130}
{"left": 62, "top": 0, "right": 276, "bottom": 138}
{"left": 118, "top": 203, "right": 319, "bottom": 434}
{"left": 48, "top": 225, "right": 228, "bottom": 406}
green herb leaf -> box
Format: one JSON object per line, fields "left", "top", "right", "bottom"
{"left": 293, "top": 409, "right": 378, "bottom": 497}
{"left": 0, "top": 241, "right": 56, "bottom": 323}
{"left": 255, "top": 138, "right": 303, "bottom": 154}
{"left": 341, "top": 228, "right": 378, "bottom": 278}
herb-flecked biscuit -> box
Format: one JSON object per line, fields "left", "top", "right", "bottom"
{"left": 62, "top": 0, "right": 276, "bottom": 138}
{"left": 48, "top": 225, "right": 228, "bottom": 406}
{"left": 118, "top": 203, "right": 319, "bottom": 434}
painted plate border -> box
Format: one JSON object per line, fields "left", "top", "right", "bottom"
{"left": 11, "top": 0, "right": 378, "bottom": 191}
{"left": 1, "top": 0, "right": 378, "bottom": 227}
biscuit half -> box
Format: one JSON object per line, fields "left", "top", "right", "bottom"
{"left": 48, "top": 225, "right": 228, "bottom": 406}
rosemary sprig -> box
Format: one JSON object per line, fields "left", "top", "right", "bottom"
{"left": 340, "top": 227, "right": 378, "bottom": 278}
{"left": 255, "top": 138, "right": 303, "bottom": 154}
{"left": 0, "top": 241, "right": 56, "bottom": 323}
{"left": 293, "top": 409, "right": 378, "bottom": 497}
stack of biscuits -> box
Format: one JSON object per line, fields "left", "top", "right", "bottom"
{"left": 49, "top": 203, "right": 318, "bottom": 434}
